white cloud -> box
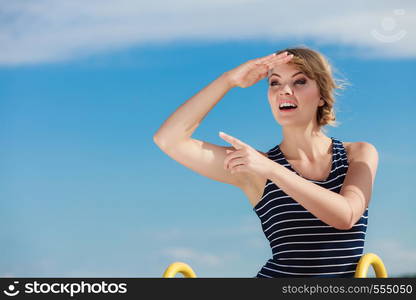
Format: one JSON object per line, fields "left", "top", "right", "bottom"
{"left": 0, "top": 0, "right": 415, "bottom": 65}
{"left": 148, "top": 217, "right": 265, "bottom": 276}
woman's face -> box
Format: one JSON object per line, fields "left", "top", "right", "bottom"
{"left": 267, "top": 62, "right": 324, "bottom": 128}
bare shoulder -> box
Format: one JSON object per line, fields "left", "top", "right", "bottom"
{"left": 343, "top": 141, "right": 378, "bottom": 163}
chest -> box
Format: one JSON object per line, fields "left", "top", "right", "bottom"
{"left": 287, "top": 153, "right": 333, "bottom": 181}
{"left": 243, "top": 142, "right": 353, "bottom": 208}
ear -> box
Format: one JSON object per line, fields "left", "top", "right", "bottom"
{"left": 319, "top": 97, "right": 325, "bottom": 107}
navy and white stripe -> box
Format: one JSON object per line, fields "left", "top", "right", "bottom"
{"left": 254, "top": 137, "right": 369, "bottom": 278}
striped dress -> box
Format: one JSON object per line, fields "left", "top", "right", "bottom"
{"left": 254, "top": 137, "right": 368, "bottom": 278}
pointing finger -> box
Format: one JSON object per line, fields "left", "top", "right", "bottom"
{"left": 219, "top": 131, "right": 247, "bottom": 150}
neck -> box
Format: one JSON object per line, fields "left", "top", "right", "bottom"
{"left": 279, "top": 123, "right": 332, "bottom": 162}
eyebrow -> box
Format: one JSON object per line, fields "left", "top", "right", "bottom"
{"left": 269, "top": 71, "right": 304, "bottom": 79}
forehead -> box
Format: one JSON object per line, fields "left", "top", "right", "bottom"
{"left": 268, "top": 63, "right": 301, "bottom": 78}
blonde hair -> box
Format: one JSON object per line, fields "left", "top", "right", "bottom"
{"left": 274, "top": 47, "right": 347, "bottom": 130}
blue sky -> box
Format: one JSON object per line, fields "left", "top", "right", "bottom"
{"left": 0, "top": 0, "right": 415, "bottom": 277}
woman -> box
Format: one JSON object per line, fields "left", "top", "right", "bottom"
{"left": 153, "top": 47, "right": 378, "bottom": 277}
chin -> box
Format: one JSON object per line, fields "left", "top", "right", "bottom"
{"left": 274, "top": 117, "right": 305, "bottom": 128}
{"left": 274, "top": 114, "right": 291, "bottom": 124}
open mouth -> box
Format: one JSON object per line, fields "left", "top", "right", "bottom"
{"left": 279, "top": 103, "right": 298, "bottom": 111}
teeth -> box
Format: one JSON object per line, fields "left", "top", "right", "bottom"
{"left": 279, "top": 102, "right": 297, "bottom": 108}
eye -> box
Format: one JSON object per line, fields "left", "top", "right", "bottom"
{"left": 270, "top": 81, "right": 280, "bottom": 86}
{"left": 295, "top": 78, "right": 307, "bottom": 85}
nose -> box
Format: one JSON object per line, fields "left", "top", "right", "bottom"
{"left": 279, "top": 83, "right": 293, "bottom": 96}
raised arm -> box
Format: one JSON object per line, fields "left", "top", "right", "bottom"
{"left": 153, "top": 52, "right": 293, "bottom": 187}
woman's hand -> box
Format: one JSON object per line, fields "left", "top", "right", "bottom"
{"left": 224, "top": 51, "right": 294, "bottom": 88}
{"left": 219, "top": 131, "right": 274, "bottom": 179}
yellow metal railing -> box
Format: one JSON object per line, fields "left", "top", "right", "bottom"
{"left": 162, "top": 262, "right": 197, "bottom": 278}
{"left": 163, "top": 253, "right": 387, "bottom": 278}
{"left": 354, "top": 253, "right": 388, "bottom": 278}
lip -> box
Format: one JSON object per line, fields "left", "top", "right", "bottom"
{"left": 278, "top": 99, "right": 298, "bottom": 113}
{"left": 278, "top": 99, "right": 298, "bottom": 106}
{"left": 279, "top": 106, "right": 298, "bottom": 113}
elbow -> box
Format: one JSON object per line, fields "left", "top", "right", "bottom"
{"left": 334, "top": 221, "right": 353, "bottom": 231}
{"left": 334, "top": 215, "right": 354, "bottom": 230}
{"left": 154, "top": 129, "right": 190, "bottom": 151}
{"left": 334, "top": 197, "right": 355, "bottom": 230}
{"left": 153, "top": 133, "right": 179, "bottom": 152}
{"left": 153, "top": 134, "right": 168, "bottom": 150}
{"left": 153, "top": 133, "right": 161, "bottom": 146}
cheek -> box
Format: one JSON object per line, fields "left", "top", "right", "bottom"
{"left": 267, "top": 89, "right": 273, "bottom": 104}
{"left": 268, "top": 90, "right": 277, "bottom": 110}
{"left": 308, "top": 81, "right": 320, "bottom": 95}
{"left": 268, "top": 87, "right": 280, "bottom": 101}
{"left": 297, "top": 84, "right": 320, "bottom": 103}
{"left": 267, "top": 87, "right": 274, "bottom": 97}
